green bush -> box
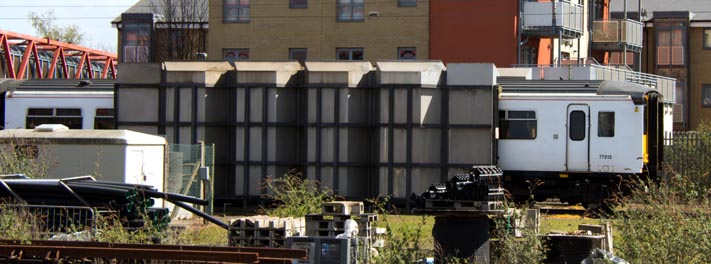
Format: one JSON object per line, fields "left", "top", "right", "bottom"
{"left": 0, "top": 204, "right": 46, "bottom": 242}
{"left": 0, "top": 138, "right": 52, "bottom": 178}
{"left": 262, "top": 169, "right": 334, "bottom": 218}
{"left": 615, "top": 176, "right": 711, "bottom": 263}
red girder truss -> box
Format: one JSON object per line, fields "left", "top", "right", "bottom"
{"left": 0, "top": 30, "right": 117, "bottom": 79}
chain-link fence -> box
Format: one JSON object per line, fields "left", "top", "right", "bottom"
{"left": 167, "top": 143, "right": 215, "bottom": 215}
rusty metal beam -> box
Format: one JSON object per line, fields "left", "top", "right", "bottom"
{"left": 16, "top": 40, "right": 35, "bottom": 79}
{"left": 0, "top": 244, "right": 261, "bottom": 263}
{"left": 0, "top": 34, "right": 15, "bottom": 79}
{"left": 74, "top": 52, "right": 86, "bottom": 79}
{"left": 5, "top": 240, "right": 307, "bottom": 260}
{"left": 46, "top": 47, "right": 61, "bottom": 79}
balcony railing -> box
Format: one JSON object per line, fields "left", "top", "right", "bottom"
{"left": 513, "top": 62, "right": 676, "bottom": 104}
{"left": 522, "top": 0, "right": 584, "bottom": 38}
{"left": 592, "top": 19, "right": 643, "bottom": 50}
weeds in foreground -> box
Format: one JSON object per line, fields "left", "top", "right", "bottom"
{"left": 491, "top": 206, "right": 546, "bottom": 264}
{"left": 261, "top": 169, "right": 334, "bottom": 218}
{"left": 369, "top": 197, "right": 430, "bottom": 264}
{"left": 0, "top": 138, "right": 53, "bottom": 178}
{"left": 0, "top": 203, "right": 46, "bottom": 242}
{"left": 615, "top": 175, "right": 711, "bottom": 264}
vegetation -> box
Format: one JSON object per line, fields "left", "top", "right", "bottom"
{"left": 491, "top": 206, "right": 546, "bottom": 264}
{"left": 663, "top": 121, "right": 711, "bottom": 195}
{"left": 614, "top": 121, "right": 711, "bottom": 263}
{"left": 261, "top": 169, "right": 334, "bottom": 218}
{"left": 0, "top": 203, "right": 46, "bottom": 242}
{"left": 27, "top": 10, "right": 84, "bottom": 44}
{"left": 615, "top": 175, "right": 711, "bottom": 263}
{"left": 0, "top": 138, "right": 52, "bottom": 179}
{"left": 369, "top": 197, "right": 431, "bottom": 263}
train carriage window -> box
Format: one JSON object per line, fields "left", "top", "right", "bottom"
{"left": 26, "top": 108, "right": 82, "bottom": 129}
{"left": 95, "top": 108, "right": 115, "bottom": 129}
{"left": 598, "top": 112, "right": 615, "bottom": 137}
{"left": 569, "top": 110, "right": 586, "bottom": 141}
{"left": 499, "top": 110, "right": 537, "bottom": 139}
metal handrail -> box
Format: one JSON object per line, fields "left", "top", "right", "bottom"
{"left": 508, "top": 63, "right": 676, "bottom": 103}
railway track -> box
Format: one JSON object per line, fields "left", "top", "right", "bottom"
{"left": 0, "top": 239, "right": 307, "bottom": 263}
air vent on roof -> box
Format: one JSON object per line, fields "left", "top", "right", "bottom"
{"left": 34, "top": 124, "right": 69, "bottom": 132}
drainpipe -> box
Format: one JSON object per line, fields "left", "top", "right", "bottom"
{"left": 623, "top": 0, "right": 628, "bottom": 66}
{"left": 638, "top": 0, "right": 643, "bottom": 71}
{"left": 517, "top": 0, "right": 523, "bottom": 65}
{"left": 588, "top": 0, "right": 594, "bottom": 59}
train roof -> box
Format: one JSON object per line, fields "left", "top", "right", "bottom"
{"left": 499, "top": 80, "right": 659, "bottom": 104}
{"left": 2, "top": 79, "right": 116, "bottom": 93}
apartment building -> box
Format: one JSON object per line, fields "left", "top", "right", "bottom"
{"left": 430, "top": 0, "right": 623, "bottom": 67}
{"left": 208, "top": 0, "right": 429, "bottom": 62}
{"left": 612, "top": 0, "right": 711, "bottom": 130}
{"left": 113, "top": 0, "right": 209, "bottom": 63}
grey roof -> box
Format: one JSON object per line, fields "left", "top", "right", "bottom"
{"left": 610, "top": 0, "right": 711, "bottom": 21}
{"left": 499, "top": 80, "right": 656, "bottom": 104}
{"left": 112, "top": 0, "right": 208, "bottom": 24}
{"left": 6, "top": 79, "right": 116, "bottom": 92}
{"left": 0, "top": 129, "right": 167, "bottom": 145}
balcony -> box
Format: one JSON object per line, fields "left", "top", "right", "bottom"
{"left": 592, "top": 19, "right": 643, "bottom": 52}
{"left": 521, "top": 1, "right": 584, "bottom": 38}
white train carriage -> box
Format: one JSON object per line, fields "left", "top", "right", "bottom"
{"left": 1, "top": 80, "right": 115, "bottom": 130}
{"left": 498, "top": 80, "right": 664, "bottom": 207}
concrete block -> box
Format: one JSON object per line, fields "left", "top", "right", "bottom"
{"left": 446, "top": 63, "right": 498, "bottom": 86}
{"left": 322, "top": 201, "right": 365, "bottom": 215}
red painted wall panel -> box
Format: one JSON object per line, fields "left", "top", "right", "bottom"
{"left": 430, "top": 0, "right": 519, "bottom": 66}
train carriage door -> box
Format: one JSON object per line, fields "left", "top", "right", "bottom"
{"left": 567, "top": 104, "right": 590, "bottom": 171}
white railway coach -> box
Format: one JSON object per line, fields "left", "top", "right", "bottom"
{"left": 1, "top": 79, "right": 115, "bottom": 130}
{"left": 497, "top": 80, "right": 665, "bottom": 208}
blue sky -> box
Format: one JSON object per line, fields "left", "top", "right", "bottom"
{"left": 0, "top": 0, "right": 138, "bottom": 53}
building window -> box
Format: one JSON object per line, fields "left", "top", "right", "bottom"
{"left": 398, "top": 47, "right": 416, "bottom": 60}
{"left": 337, "top": 0, "right": 364, "bottom": 21}
{"left": 336, "top": 48, "right": 364, "bottom": 60}
{"left": 499, "top": 110, "right": 537, "bottom": 140}
{"left": 399, "top": 0, "right": 417, "bottom": 7}
{"left": 521, "top": 45, "right": 537, "bottom": 65}
{"left": 223, "top": 49, "right": 249, "bottom": 62}
{"left": 122, "top": 23, "right": 151, "bottom": 63}
{"left": 224, "top": 0, "right": 249, "bottom": 23}
{"left": 26, "top": 108, "right": 82, "bottom": 129}
{"left": 598, "top": 112, "right": 615, "bottom": 137}
{"left": 290, "top": 0, "right": 308, "bottom": 8}
{"left": 657, "top": 29, "right": 684, "bottom": 66}
{"left": 289, "top": 48, "right": 307, "bottom": 63}
{"left": 704, "top": 29, "right": 711, "bottom": 49}
{"left": 95, "top": 108, "right": 115, "bottom": 129}
{"left": 703, "top": 85, "right": 711, "bottom": 107}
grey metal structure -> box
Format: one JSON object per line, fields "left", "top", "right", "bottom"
{"left": 305, "top": 62, "right": 374, "bottom": 198}
{"left": 115, "top": 61, "right": 499, "bottom": 202}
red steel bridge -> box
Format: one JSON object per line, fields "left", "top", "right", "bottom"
{"left": 0, "top": 30, "right": 117, "bottom": 80}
